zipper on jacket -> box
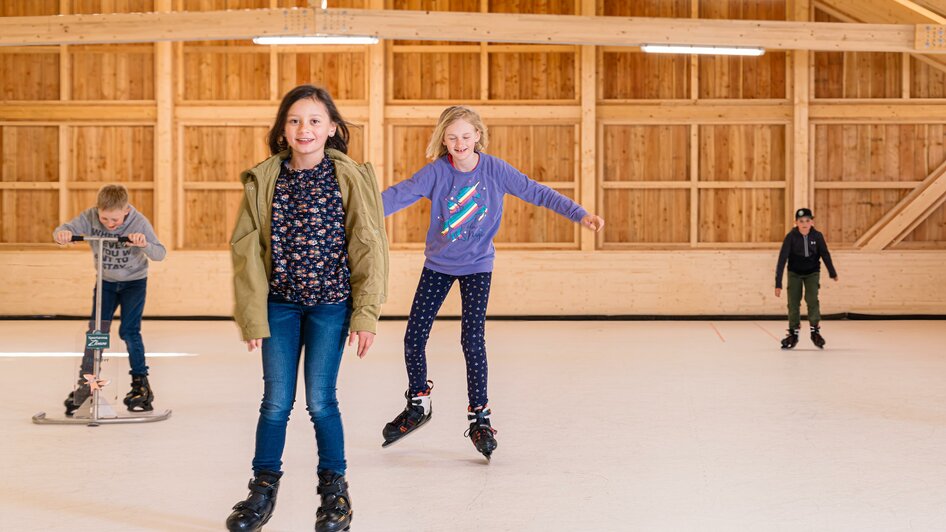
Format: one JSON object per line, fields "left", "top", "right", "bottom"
{"left": 803, "top": 234, "right": 809, "bottom": 257}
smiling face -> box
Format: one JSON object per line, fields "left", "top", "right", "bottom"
{"left": 283, "top": 97, "right": 336, "bottom": 167}
{"left": 442, "top": 118, "right": 481, "bottom": 168}
{"left": 98, "top": 207, "right": 129, "bottom": 231}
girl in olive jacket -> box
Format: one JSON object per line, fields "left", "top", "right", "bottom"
{"left": 226, "top": 85, "right": 388, "bottom": 532}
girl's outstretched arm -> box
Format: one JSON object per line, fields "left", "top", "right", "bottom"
{"left": 503, "top": 161, "right": 603, "bottom": 230}
{"left": 381, "top": 165, "right": 437, "bottom": 217}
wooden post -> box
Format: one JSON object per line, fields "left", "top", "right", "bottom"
{"left": 155, "top": 0, "right": 173, "bottom": 247}
{"left": 792, "top": 0, "right": 811, "bottom": 219}
{"left": 368, "top": 0, "right": 385, "bottom": 186}
{"left": 579, "top": 0, "right": 596, "bottom": 251}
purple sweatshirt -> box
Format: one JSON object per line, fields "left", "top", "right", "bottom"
{"left": 382, "top": 153, "right": 588, "bottom": 275}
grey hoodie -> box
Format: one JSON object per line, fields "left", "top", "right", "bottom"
{"left": 54, "top": 205, "right": 167, "bottom": 282}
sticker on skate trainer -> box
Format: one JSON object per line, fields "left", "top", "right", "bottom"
{"left": 86, "top": 332, "right": 110, "bottom": 350}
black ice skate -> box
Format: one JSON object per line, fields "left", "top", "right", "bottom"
{"left": 780, "top": 328, "right": 799, "bottom": 349}
{"left": 123, "top": 374, "right": 154, "bottom": 412}
{"left": 464, "top": 405, "right": 498, "bottom": 462}
{"left": 381, "top": 381, "right": 433, "bottom": 448}
{"left": 315, "top": 470, "right": 352, "bottom": 532}
{"left": 810, "top": 326, "right": 826, "bottom": 349}
{"left": 226, "top": 470, "right": 282, "bottom": 532}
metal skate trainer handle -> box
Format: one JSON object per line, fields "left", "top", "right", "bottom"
{"left": 71, "top": 235, "right": 131, "bottom": 243}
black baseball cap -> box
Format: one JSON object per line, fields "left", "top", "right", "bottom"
{"left": 795, "top": 208, "right": 813, "bottom": 219}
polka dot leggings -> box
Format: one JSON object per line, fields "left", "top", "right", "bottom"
{"left": 404, "top": 267, "right": 492, "bottom": 408}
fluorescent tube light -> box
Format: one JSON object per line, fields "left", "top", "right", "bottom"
{"left": 641, "top": 44, "right": 765, "bottom": 56}
{"left": 253, "top": 35, "right": 379, "bottom": 45}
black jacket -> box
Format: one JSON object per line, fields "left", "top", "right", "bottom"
{"left": 775, "top": 227, "right": 837, "bottom": 289}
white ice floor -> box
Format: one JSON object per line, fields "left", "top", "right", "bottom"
{"left": 2, "top": 319, "right": 946, "bottom": 532}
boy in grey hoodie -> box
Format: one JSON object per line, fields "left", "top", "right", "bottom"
{"left": 54, "top": 184, "right": 166, "bottom": 415}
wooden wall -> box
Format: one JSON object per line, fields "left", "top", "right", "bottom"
{"left": 1, "top": 0, "right": 946, "bottom": 317}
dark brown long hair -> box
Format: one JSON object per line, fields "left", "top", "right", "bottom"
{"left": 267, "top": 85, "right": 349, "bottom": 155}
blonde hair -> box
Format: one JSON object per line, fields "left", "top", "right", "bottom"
{"left": 425, "top": 105, "right": 489, "bottom": 160}
{"left": 96, "top": 184, "right": 129, "bottom": 211}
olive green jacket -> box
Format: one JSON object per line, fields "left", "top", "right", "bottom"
{"left": 230, "top": 149, "right": 389, "bottom": 340}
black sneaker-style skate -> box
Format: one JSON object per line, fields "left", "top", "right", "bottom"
{"left": 810, "top": 326, "right": 826, "bottom": 349}
{"left": 464, "top": 405, "right": 498, "bottom": 462}
{"left": 226, "top": 470, "right": 282, "bottom": 532}
{"left": 123, "top": 374, "right": 154, "bottom": 412}
{"left": 315, "top": 470, "right": 352, "bottom": 532}
{"left": 63, "top": 382, "right": 91, "bottom": 417}
{"left": 381, "top": 380, "right": 433, "bottom": 448}
{"left": 780, "top": 328, "right": 799, "bottom": 349}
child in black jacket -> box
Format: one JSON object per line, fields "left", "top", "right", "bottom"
{"left": 775, "top": 208, "right": 838, "bottom": 349}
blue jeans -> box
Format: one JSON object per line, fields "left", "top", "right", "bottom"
{"left": 252, "top": 295, "right": 352, "bottom": 476}
{"left": 80, "top": 278, "right": 148, "bottom": 377}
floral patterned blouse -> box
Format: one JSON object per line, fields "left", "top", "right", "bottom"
{"left": 269, "top": 157, "right": 351, "bottom": 305}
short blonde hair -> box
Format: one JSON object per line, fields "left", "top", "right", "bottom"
{"left": 425, "top": 105, "right": 489, "bottom": 160}
{"left": 96, "top": 184, "right": 129, "bottom": 211}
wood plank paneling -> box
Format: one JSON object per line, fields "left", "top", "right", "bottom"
{"left": 182, "top": 189, "right": 241, "bottom": 249}
{"left": 1, "top": 126, "right": 59, "bottom": 182}
{"left": 601, "top": 52, "right": 689, "bottom": 100}
{"left": 489, "top": 0, "right": 576, "bottom": 14}
{"left": 391, "top": 53, "right": 480, "bottom": 100}
{"left": 0, "top": 1, "right": 59, "bottom": 16}
{"left": 72, "top": 126, "right": 155, "bottom": 182}
{"left": 910, "top": 57, "right": 946, "bottom": 98}
{"left": 602, "top": 189, "right": 690, "bottom": 244}
{"left": 488, "top": 52, "right": 576, "bottom": 100}
{"left": 0, "top": 53, "right": 60, "bottom": 100}
{"left": 815, "top": 188, "right": 910, "bottom": 245}
{"left": 598, "top": 0, "right": 689, "bottom": 17}
{"left": 182, "top": 41, "right": 270, "bottom": 100}
{"left": 0, "top": 190, "right": 58, "bottom": 243}
{"left": 698, "top": 0, "right": 787, "bottom": 99}
{"left": 277, "top": 52, "right": 367, "bottom": 101}
{"left": 699, "top": 124, "right": 785, "bottom": 182}
{"left": 71, "top": 44, "right": 155, "bottom": 100}
{"left": 598, "top": 0, "right": 690, "bottom": 100}
{"left": 602, "top": 125, "right": 689, "bottom": 182}
{"left": 813, "top": 124, "right": 946, "bottom": 183}
{"left": 183, "top": 126, "right": 269, "bottom": 182}
{"left": 72, "top": 0, "right": 154, "bottom": 13}
{"left": 813, "top": 10, "right": 902, "bottom": 99}
{"left": 698, "top": 188, "right": 785, "bottom": 242}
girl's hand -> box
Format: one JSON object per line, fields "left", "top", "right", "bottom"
{"left": 349, "top": 330, "right": 375, "bottom": 359}
{"left": 55, "top": 230, "right": 74, "bottom": 245}
{"left": 580, "top": 214, "right": 605, "bottom": 232}
{"left": 127, "top": 233, "right": 148, "bottom": 247}
{"left": 246, "top": 338, "right": 262, "bottom": 351}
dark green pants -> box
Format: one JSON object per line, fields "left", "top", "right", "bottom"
{"left": 787, "top": 271, "right": 820, "bottom": 329}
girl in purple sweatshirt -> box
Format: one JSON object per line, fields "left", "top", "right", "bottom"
{"left": 379, "top": 105, "right": 604, "bottom": 460}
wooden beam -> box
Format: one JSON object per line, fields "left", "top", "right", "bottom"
{"left": 0, "top": 8, "right": 932, "bottom": 53}
{"left": 809, "top": 101, "right": 946, "bottom": 121}
{"left": 0, "top": 103, "right": 155, "bottom": 122}
{"left": 598, "top": 103, "right": 792, "bottom": 123}
{"left": 858, "top": 158, "right": 946, "bottom": 250}
{"left": 816, "top": 0, "right": 946, "bottom": 72}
